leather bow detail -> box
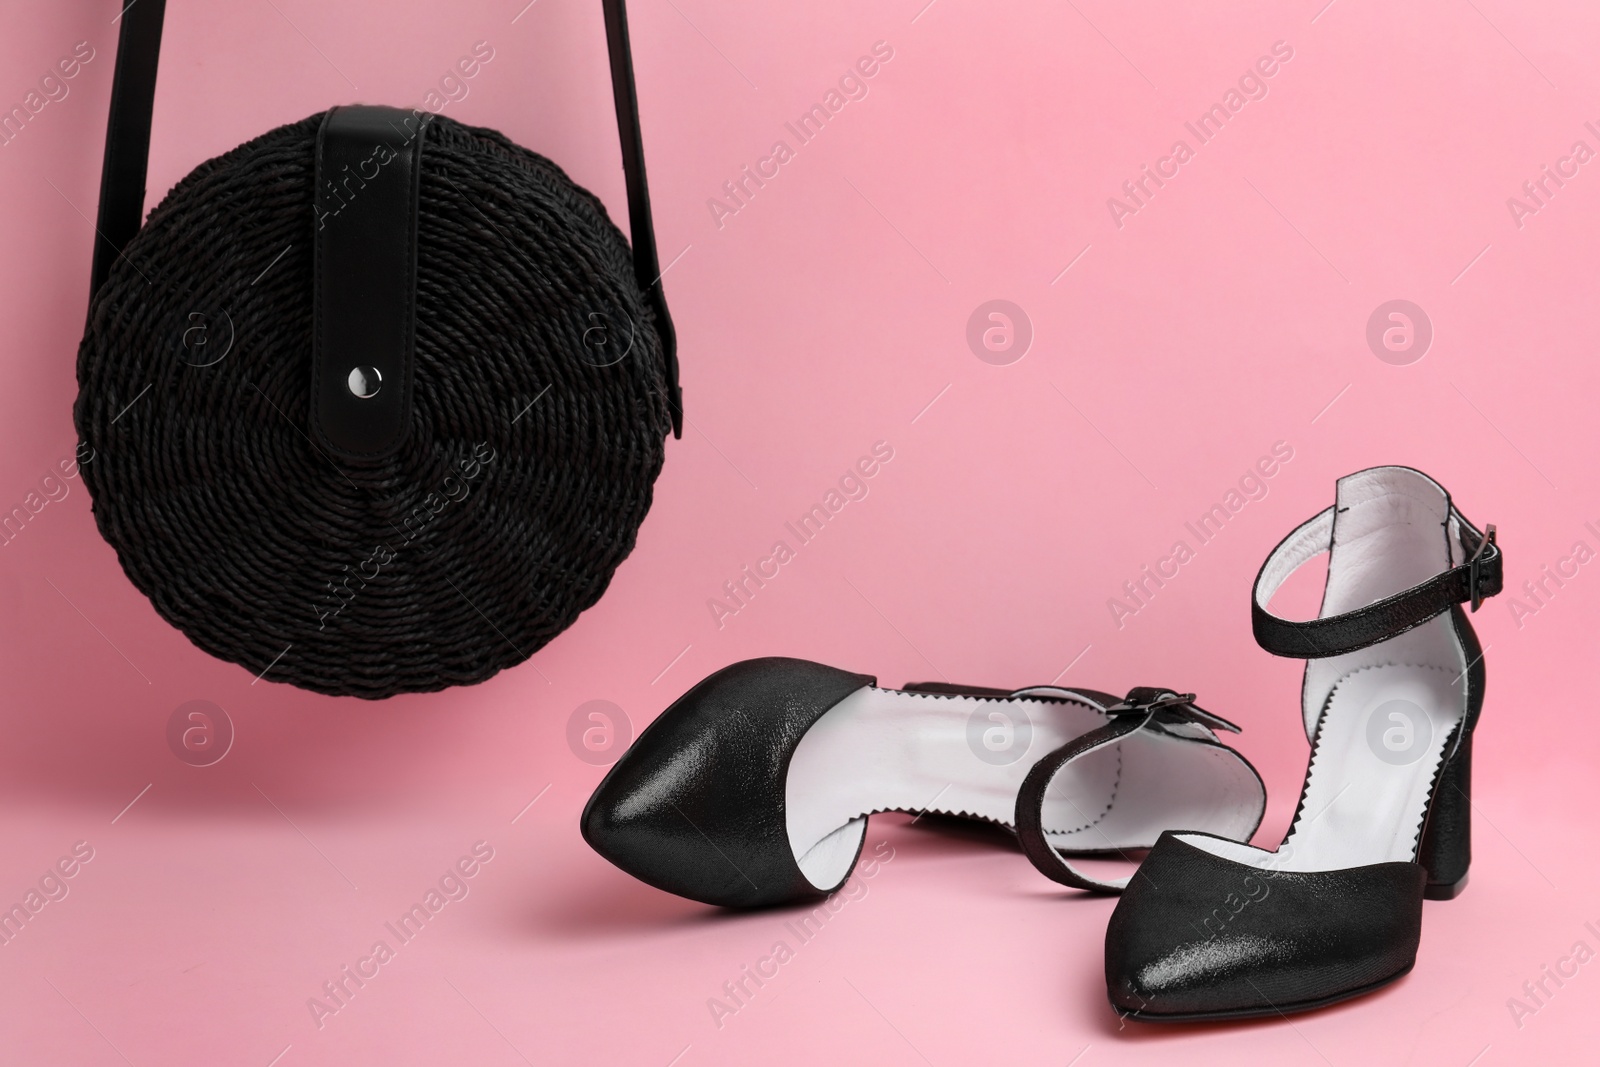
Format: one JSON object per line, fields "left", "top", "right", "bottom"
{"left": 1106, "top": 687, "right": 1242, "bottom": 734}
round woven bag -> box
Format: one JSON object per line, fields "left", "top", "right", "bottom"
{"left": 73, "top": 2, "right": 680, "bottom": 698}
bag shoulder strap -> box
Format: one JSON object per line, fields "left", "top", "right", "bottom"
{"left": 90, "top": 0, "right": 681, "bottom": 436}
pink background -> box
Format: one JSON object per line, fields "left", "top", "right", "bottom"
{"left": 1, "top": 0, "right": 1596, "bottom": 1063}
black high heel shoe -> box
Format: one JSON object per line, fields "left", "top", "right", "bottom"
{"left": 1098, "top": 466, "right": 1501, "bottom": 1021}
{"left": 581, "top": 658, "right": 1265, "bottom": 907}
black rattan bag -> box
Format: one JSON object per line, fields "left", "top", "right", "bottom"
{"left": 74, "top": 1, "right": 681, "bottom": 698}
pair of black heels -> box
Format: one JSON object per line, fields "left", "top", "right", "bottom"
{"left": 580, "top": 466, "right": 1502, "bottom": 1021}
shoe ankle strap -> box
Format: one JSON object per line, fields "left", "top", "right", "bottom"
{"left": 1013, "top": 688, "right": 1243, "bottom": 893}
{"left": 1252, "top": 503, "right": 1501, "bottom": 660}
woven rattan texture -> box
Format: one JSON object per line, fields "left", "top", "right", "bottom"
{"left": 75, "top": 112, "right": 673, "bottom": 698}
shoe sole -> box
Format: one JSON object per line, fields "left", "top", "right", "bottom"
{"left": 1109, "top": 963, "right": 1416, "bottom": 1024}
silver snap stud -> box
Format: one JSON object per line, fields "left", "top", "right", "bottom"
{"left": 347, "top": 366, "right": 382, "bottom": 398}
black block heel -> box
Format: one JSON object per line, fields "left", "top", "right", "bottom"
{"left": 1421, "top": 732, "right": 1472, "bottom": 900}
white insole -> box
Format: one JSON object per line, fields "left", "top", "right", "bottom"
{"left": 1181, "top": 663, "right": 1461, "bottom": 873}
{"left": 786, "top": 687, "right": 1263, "bottom": 890}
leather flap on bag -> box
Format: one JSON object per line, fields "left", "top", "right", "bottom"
{"left": 311, "top": 105, "right": 425, "bottom": 460}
